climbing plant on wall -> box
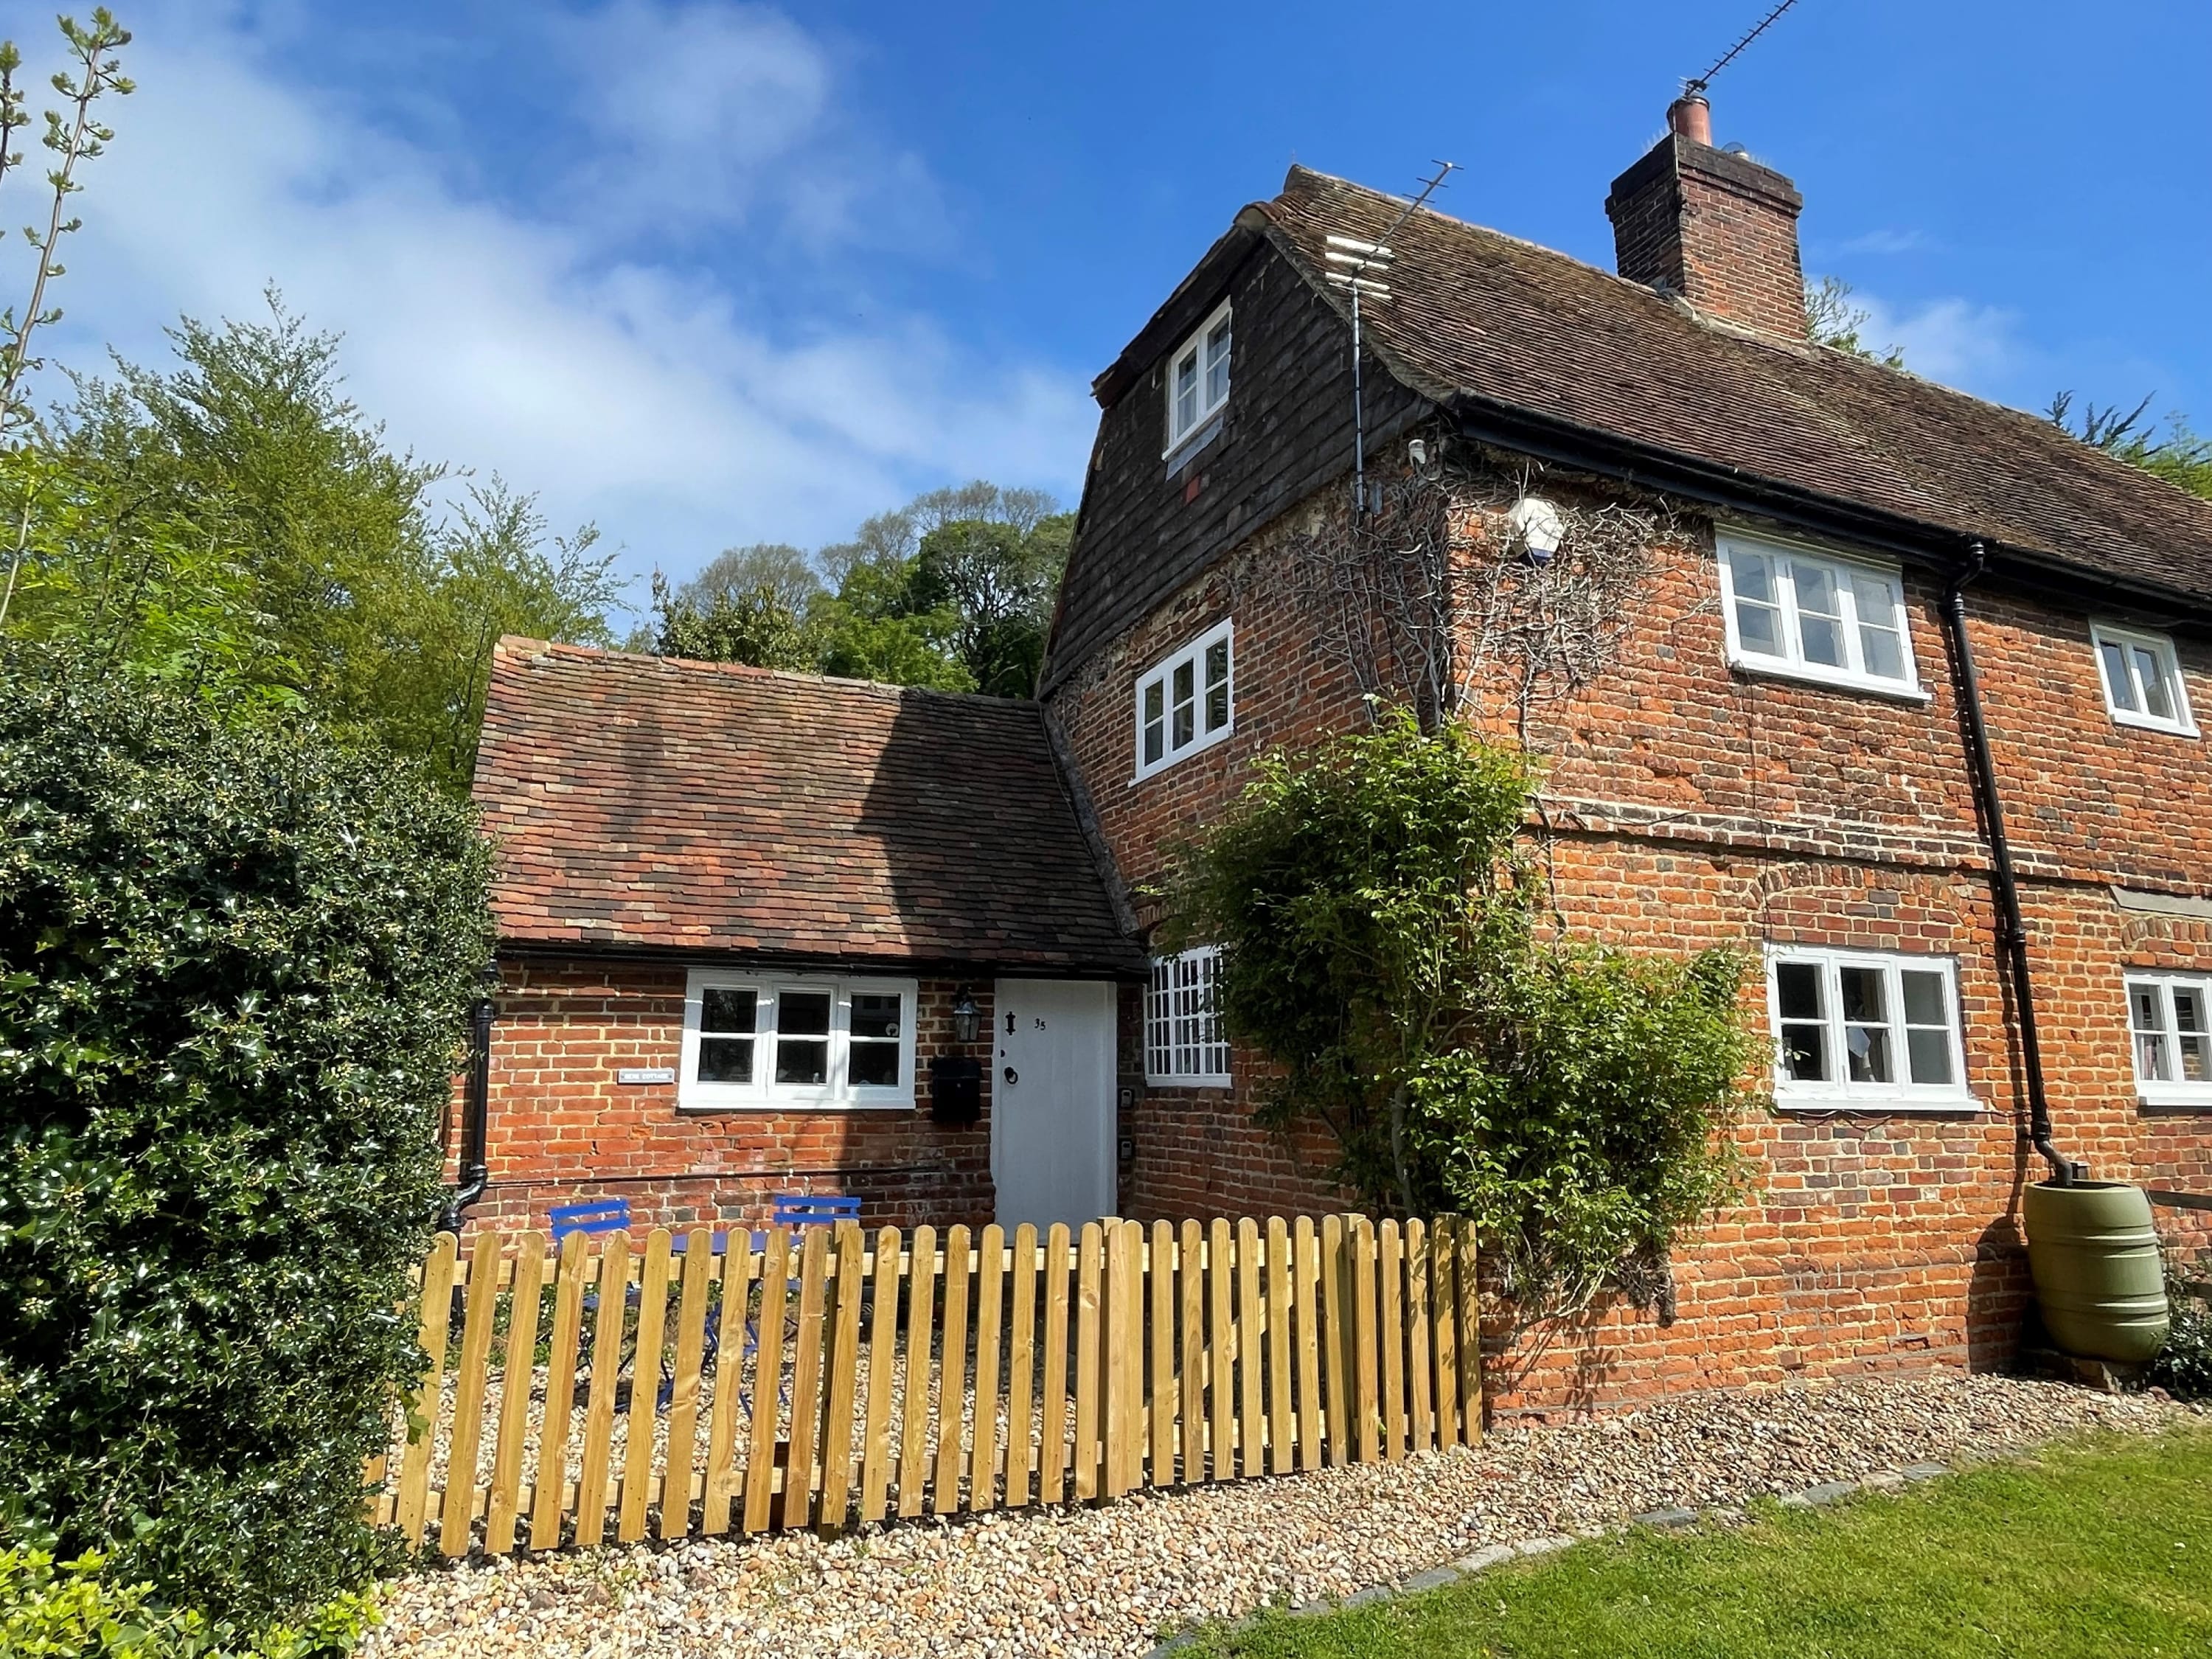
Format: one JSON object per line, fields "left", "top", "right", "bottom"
{"left": 1161, "top": 707, "right": 1757, "bottom": 1326}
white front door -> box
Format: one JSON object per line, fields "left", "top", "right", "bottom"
{"left": 991, "top": 978, "right": 1117, "bottom": 1230}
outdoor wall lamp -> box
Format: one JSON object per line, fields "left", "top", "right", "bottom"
{"left": 951, "top": 985, "right": 980, "bottom": 1046}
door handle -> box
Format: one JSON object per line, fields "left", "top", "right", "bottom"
{"left": 1003, "top": 1066, "right": 1018, "bottom": 1085}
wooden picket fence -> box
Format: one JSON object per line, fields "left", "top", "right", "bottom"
{"left": 372, "top": 1213, "right": 1482, "bottom": 1556}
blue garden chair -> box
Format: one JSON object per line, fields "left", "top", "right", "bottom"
{"left": 678, "top": 1194, "right": 860, "bottom": 1408}
{"left": 752, "top": 1192, "right": 861, "bottom": 1251}
{"left": 549, "top": 1197, "right": 630, "bottom": 1242}
{"left": 549, "top": 1194, "right": 855, "bottom": 1411}
{"left": 551, "top": 1199, "right": 638, "bottom": 1408}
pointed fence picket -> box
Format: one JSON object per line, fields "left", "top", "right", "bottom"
{"left": 372, "top": 1211, "right": 1481, "bottom": 1554}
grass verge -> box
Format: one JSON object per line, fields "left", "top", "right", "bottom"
{"left": 1176, "top": 1425, "right": 2212, "bottom": 1658}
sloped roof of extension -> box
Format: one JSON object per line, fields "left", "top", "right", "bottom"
{"left": 1079, "top": 164, "right": 2212, "bottom": 627}
{"left": 474, "top": 640, "right": 1141, "bottom": 975}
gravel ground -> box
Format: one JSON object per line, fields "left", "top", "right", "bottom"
{"left": 363, "top": 1371, "right": 2200, "bottom": 1659}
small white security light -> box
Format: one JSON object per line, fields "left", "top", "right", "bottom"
{"left": 1507, "top": 495, "right": 1565, "bottom": 564}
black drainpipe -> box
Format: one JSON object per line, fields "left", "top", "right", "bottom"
{"left": 437, "top": 986, "right": 495, "bottom": 1234}
{"left": 1941, "top": 542, "right": 2078, "bottom": 1186}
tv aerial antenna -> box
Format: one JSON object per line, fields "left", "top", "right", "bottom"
{"left": 1326, "top": 158, "right": 1455, "bottom": 516}
{"left": 1685, "top": 0, "right": 1801, "bottom": 97}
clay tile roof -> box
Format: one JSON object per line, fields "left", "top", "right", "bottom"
{"left": 1251, "top": 166, "right": 2212, "bottom": 605}
{"left": 473, "top": 640, "right": 1142, "bottom": 975}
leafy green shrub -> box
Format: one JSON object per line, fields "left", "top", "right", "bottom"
{"left": 0, "top": 649, "right": 491, "bottom": 1624}
{"left": 1163, "top": 707, "right": 1755, "bottom": 1315}
{"left": 2149, "top": 1267, "right": 2212, "bottom": 1401}
{"left": 0, "top": 1548, "right": 372, "bottom": 1658}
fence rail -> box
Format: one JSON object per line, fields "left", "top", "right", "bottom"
{"left": 372, "top": 1213, "right": 1481, "bottom": 1555}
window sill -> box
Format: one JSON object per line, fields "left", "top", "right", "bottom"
{"left": 1144, "top": 1077, "right": 1234, "bottom": 1091}
{"left": 2107, "top": 709, "right": 2201, "bottom": 739}
{"left": 2138, "top": 1088, "right": 2212, "bottom": 1114}
{"left": 1163, "top": 414, "right": 1223, "bottom": 473}
{"left": 1133, "top": 721, "right": 1235, "bottom": 784}
{"left": 678, "top": 1097, "right": 916, "bottom": 1115}
{"left": 1774, "top": 1095, "right": 1986, "bottom": 1116}
{"left": 1728, "top": 655, "right": 1930, "bottom": 704}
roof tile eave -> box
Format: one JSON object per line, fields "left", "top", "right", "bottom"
{"left": 476, "top": 647, "right": 1130, "bottom": 969}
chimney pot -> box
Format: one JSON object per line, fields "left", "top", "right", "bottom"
{"left": 1667, "top": 93, "right": 1713, "bottom": 147}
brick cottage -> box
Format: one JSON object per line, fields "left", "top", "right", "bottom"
{"left": 462, "top": 94, "right": 2212, "bottom": 1413}
{"left": 466, "top": 653, "right": 1144, "bottom": 1231}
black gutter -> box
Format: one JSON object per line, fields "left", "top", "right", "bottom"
{"left": 1940, "top": 544, "right": 2078, "bottom": 1187}
{"left": 437, "top": 988, "right": 495, "bottom": 1234}
{"left": 1448, "top": 393, "right": 2212, "bottom": 622}
{"left": 494, "top": 936, "right": 1150, "bottom": 982}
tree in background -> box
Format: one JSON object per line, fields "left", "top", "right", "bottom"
{"left": 908, "top": 511, "right": 1074, "bottom": 697}
{"left": 643, "top": 479, "right": 1074, "bottom": 698}
{"left": 394, "top": 479, "right": 623, "bottom": 778}
{"left": 678, "top": 540, "right": 821, "bottom": 613}
{"left": 1804, "top": 275, "right": 1905, "bottom": 368}
{"left": 646, "top": 568, "right": 812, "bottom": 670}
{"left": 3, "top": 293, "right": 624, "bottom": 787}
{"left": 2048, "top": 390, "right": 2212, "bottom": 503}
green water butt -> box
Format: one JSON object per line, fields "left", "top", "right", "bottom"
{"left": 2023, "top": 1180, "right": 2170, "bottom": 1364}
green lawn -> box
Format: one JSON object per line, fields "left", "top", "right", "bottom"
{"left": 1177, "top": 1427, "right": 2212, "bottom": 1659}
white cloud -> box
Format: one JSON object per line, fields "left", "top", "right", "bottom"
{"left": 1834, "top": 228, "right": 1928, "bottom": 257}
{"left": 1848, "top": 292, "right": 2028, "bottom": 389}
{"left": 22, "top": 1, "right": 1091, "bottom": 603}
{"left": 552, "top": 1, "right": 945, "bottom": 252}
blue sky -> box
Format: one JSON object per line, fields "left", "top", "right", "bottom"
{"left": 13, "top": 0, "right": 2208, "bottom": 611}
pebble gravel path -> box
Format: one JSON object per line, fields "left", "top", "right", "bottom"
{"left": 361, "top": 1371, "right": 2200, "bottom": 1659}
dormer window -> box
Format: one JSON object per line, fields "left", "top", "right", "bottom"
{"left": 1716, "top": 528, "right": 1924, "bottom": 699}
{"left": 2091, "top": 622, "right": 2197, "bottom": 736}
{"left": 1164, "top": 299, "right": 1232, "bottom": 459}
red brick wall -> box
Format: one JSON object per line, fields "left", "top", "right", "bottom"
{"left": 467, "top": 959, "right": 998, "bottom": 1236}
{"left": 1046, "top": 458, "right": 2212, "bottom": 1413}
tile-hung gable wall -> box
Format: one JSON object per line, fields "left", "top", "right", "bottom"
{"left": 1049, "top": 418, "right": 2212, "bottom": 1412}
{"left": 1046, "top": 240, "right": 1428, "bottom": 694}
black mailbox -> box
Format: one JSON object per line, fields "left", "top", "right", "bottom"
{"left": 928, "top": 1054, "right": 983, "bottom": 1125}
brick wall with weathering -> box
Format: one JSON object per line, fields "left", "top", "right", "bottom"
{"left": 1046, "top": 445, "right": 2212, "bottom": 1416}
{"left": 466, "top": 958, "right": 998, "bottom": 1236}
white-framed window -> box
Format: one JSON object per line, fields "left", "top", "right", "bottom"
{"left": 1764, "top": 947, "right": 1973, "bottom": 1110}
{"left": 1135, "top": 618, "right": 1233, "bottom": 778}
{"left": 1164, "top": 298, "right": 1232, "bottom": 458}
{"left": 1146, "top": 947, "right": 1231, "bottom": 1086}
{"left": 1717, "top": 529, "right": 1924, "bottom": 698}
{"left": 2126, "top": 972, "right": 2212, "bottom": 1106}
{"left": 679, "top": 970, "right": 917, "bottom": 1110}
{"left": 2091, "top": 623, "right": 2197, "bottom": 736}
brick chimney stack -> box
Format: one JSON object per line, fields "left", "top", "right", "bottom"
{"left": 1604, "top": 94, "right": 1808, "bottom": 340}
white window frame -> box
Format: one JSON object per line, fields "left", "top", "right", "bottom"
{"left": 1133, "top": 617, "right": 1234, "bottom": 779}
{"left": 2125, "top": 971, "right": 2212, "bottom": 1107}
{"left": 1764, "top": 946, "right": 1975, "bottom": 1112}
{"left": 2090, "top": 622, "right": 2198, "bottom": 737}
{"left": 679, "top": 969, "right": 918, "bottom": 1111}
{"left": 1716, "top": 528, "right": 1927, "bottom": 700}
{"left": 1163, "top": 297, "right": 1233, "bottom": 460}
{"left": 1146, "top": 947, "right": 1232, "bottom": 1087}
